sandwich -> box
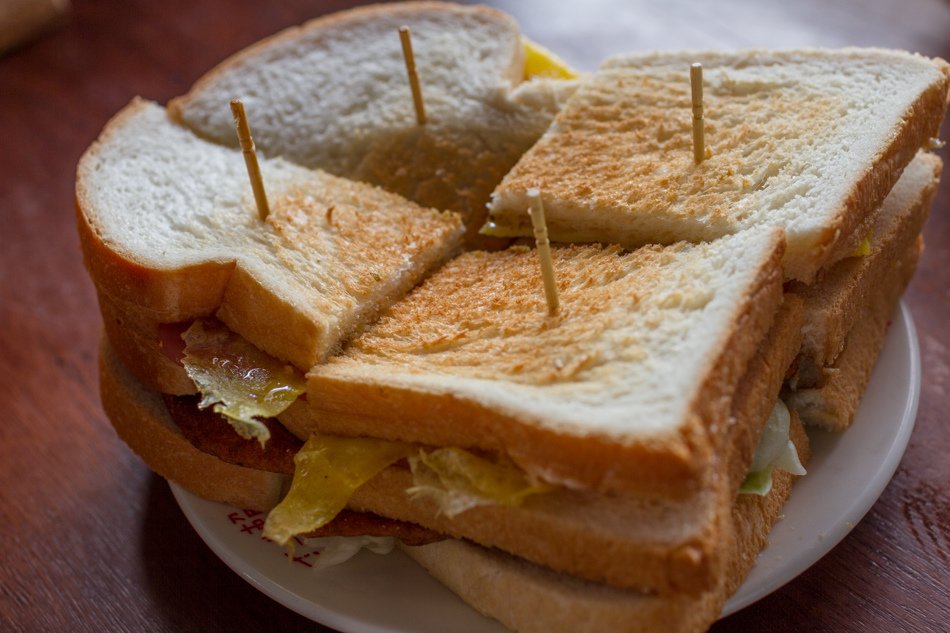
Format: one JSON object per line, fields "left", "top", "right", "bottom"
{"left": 79, "top": 98, "right": 465, "bottom": 394}
{"left": 76, "top": 4, "right": 949, "bottom": 633}
{"left": 82, "top": 98, "right": 809, "bottom": 631}
{"left": 485, "top": 48, "right": 948, "bottom": 430}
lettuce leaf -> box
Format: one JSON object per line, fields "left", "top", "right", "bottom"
{"left": 302, "top": 536, "right": 395, "bottom": 570}
{"left": 408, "top": 447, "right": 553, "bottom": 517}
{"left": 181, "top": 319, "right": 306, "bottom": 446}
{"left": 740, "top": 400, "right": 807, "bottom": 496}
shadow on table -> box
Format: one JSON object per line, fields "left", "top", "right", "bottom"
{"left": 139, "top": 473, "right": 320, "bottom": 632}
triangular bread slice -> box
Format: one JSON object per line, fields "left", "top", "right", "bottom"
{"left": 77, "top": 99, "right": 463, "bottom": 371}
{"left": 305, "top": 228, "right": 786, "bottom": 498}
{"left": 99, "top": 292, "right": 802, "bottom": 595}
{"left": 486, "top": 49, "right": 949, "bottom": 282}
{"left": 167, "top": 2, "right": 579, "bottom": 247}
{"left": 341, "top": 297, "right": 803, "bottom": 595}
{"left": 402, "top": 413, "right": 807, "bottom": 633}
{"left": 789, "top": 151, "right": 939, "bottom": 385}
{"left": 785, "top": 236, "right": 922, "bottom": 430}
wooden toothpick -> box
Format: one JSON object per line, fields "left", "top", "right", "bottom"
{"left": 526, "top": 189, "right": 559, "bottom": 316}
{"left": 690, "top": 63, "right": 705, "bottom": 164}
{"left": 398, "top": 25, "right": 426, "bottom": 125}
{"left": 230, "top": 99, "right": 270, "bottom": 221}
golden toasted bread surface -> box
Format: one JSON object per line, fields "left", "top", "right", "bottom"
{"left": 307, "top": 229, "right": 785, "bottom": 497}
{"left": 489, "top": 49, "right": 949, "bottom": 282}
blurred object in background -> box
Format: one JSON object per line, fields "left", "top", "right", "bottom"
{"left": 0, "top": 0, "right": 68, "bottom": 55}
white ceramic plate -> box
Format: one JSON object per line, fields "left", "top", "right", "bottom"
{"left": 171, "top": 301, "right": 921, "bottom": 631}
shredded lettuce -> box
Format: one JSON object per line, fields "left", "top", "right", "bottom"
{"left": 263, "top": 434, "right": 413, "bottom": 546}
{"left": 740, "top": 400, "right": 807, "bottom": 496}
{"left": 408, "top": 447, "right": 553, "bottom": 517}
{"left": 181, "top": 319, "right": 306, "bottom": 446}
{"left": 302, "top": 536, "right": 395, "bottom": 570}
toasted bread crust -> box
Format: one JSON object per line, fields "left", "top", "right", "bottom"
{"left": 687, "top": 231, "right": 785, "bottom": 464}
{"left": 722, "top": 294, "right": 805, "bottom": 498}
{"left": 350, "top": 464, "right": 728, "bottom": 595}
{"left": 792, "top": 153, "right": 940, "bottom": 373}
{"left": 818, "top": 84, "right": 947, "bottom": 275}
{"left": 75, "top": 101, "right": 237, "bottom": 320}
{"left": 785, "top": 238, "right": 922, "bottom": 430}
{"left": 308, "top": 382, "right": 705, "bottom": 498}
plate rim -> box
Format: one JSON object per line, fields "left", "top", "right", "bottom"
{"left": 721, "top": 300, "right": 920, "bottom": 614}
{"left": 171, "top": 300, "right": 921, "bottom": 630}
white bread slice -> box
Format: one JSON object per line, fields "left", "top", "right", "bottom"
{"left": 77, "top": 99, "right": 463, "bottom": 371}
{"left": 791, "top": 152, "right": 940, "bottom": 376}
{"left": 487, "top": 49, "right": 950, "bottom": 282}
{"left": 785, "top": 236, "right": 922, "bottom": 430}
{"left": 100, "top": 295, "right": 802, "bottom": 595}
{"left": 305, "top": 228, "right": 785, "bottom": 498}
{"left": 168, "top": 2, "right": 578, "bottom": 247}
{"left": 402, "top": 415, "right": 809, "bottom": 633}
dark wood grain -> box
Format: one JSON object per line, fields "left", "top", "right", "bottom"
{"left": 1, "top": 1, "right": 947, "bottom": 631}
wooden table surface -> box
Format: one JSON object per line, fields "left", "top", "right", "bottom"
{"left": 2, "top": 1, "right": 948, "bottom": 631}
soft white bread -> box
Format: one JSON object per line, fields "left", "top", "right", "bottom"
{"left": 487, "top": 48, "right": 950, "bottom": 282}
{"left": 791, "top": 151, "right": 939, "bottom": 379}
{"left": 168, "top": 2, "right": 578, "bottom": 247}
{"left": 402, "top": 415, "right": 810, "bottom": 633}
{"left": 98, "top": 336, "right": 289, "bottom": 511}
{"left": 785, "top": 236, "right": 922, "bottom": 430}
{"left": 100, "top": 295, "right": 802, "bottom": 595}
{"left": 305, "top": 228, "right": 785, "bottom": 498}
{"left": 77, "top": 99, "right": 463, "bottom": 371}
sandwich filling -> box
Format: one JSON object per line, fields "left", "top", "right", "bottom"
{"left": 739, "top": 401, "right": 806, "bottom": 495}
{"left": 175, "top": 314, "right": 807, "bottom": 547}
{"left": 181, "top": 319, "right": 306, "bottom": 446}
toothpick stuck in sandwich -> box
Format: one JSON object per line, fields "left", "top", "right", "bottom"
{"left": 526, "top": 188, "right": 560, "bottom": 315}
{"left": 398, "top": 26, "right": 426, "bottom": 125}
{"left": 690, "top": 63, "right": 705, "bottom": 164}
{"left": 229, "top": 99, "right": 270, "bottom": 221}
